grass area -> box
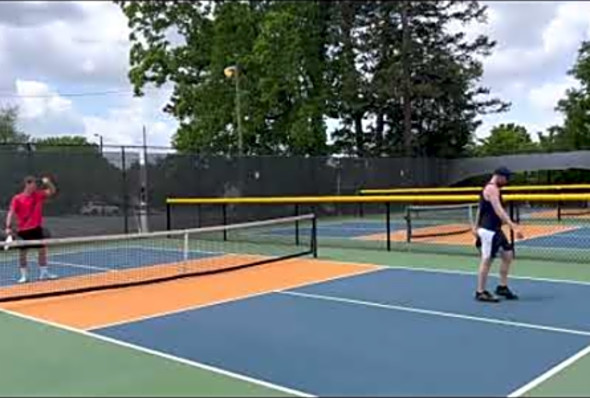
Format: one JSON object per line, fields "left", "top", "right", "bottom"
{"left": 319, "top": 246, "right": 590, "bottom": 283}
{"left": 0, "top": 311, "right": 290, "bottom": 397}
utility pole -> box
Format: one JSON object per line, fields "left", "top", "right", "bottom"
{"left": 139, "top": 126, "right": 149, "bottom": 233}
{"left": 224, "top": 65, "right": 243, "bottom": 157}
{"left": 94, "top": 134, "right": 103, "bottom": 155}
{"left": 401, "top": 1, "right": 412, "bottom": 157}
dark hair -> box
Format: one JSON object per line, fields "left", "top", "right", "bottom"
{"left": 494, "top": 167, "right": 511, "bottom": 179}
{"left": 24, "top": 176, "right": 37, "bottom": 185}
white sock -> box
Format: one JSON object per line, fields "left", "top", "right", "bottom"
{"left": 40, "top": 267, "right": 49, "bottom": 276}
{"left": 19, "top": 268, "right": 28, "bottom": 281}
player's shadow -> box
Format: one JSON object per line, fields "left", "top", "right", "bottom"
{"left": 505, "top": 294, "right": 555, "bottom": 303}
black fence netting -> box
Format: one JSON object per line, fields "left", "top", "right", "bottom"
{"left": 0, "top": 144, "right": 444, "bottom": 237}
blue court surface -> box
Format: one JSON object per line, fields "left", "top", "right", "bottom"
{"left": 0, "top": 247, "right": 217, "bottom": 287}
{"left": 520, "top": 227, "right": 590, "bottom": 249}
{"left": 95, "top": 267, "right": 590, "bottom": 396}
{"left": 268, "top": 220, "right": 590, "bottom": 251}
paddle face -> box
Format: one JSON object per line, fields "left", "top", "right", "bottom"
{"left": 3, "top": 234, "right": 13, "bottom": 251}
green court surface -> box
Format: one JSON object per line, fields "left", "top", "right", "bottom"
{"left": 0, "top": 312, "right": 288, "bottom": 397}
{"left": 1, "top": 247, "right": 589, "bottom": 396}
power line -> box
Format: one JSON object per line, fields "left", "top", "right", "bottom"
{"left": 0, "top": 89, "right": 134, "bottom": 99}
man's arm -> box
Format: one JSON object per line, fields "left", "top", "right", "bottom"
{"left": 41, "top": 176, "right": 57, "bottom": 197}
{"left": 5, "top": 200, "right": 15, "bottom": 234}
{"left": 471, "top": 206, "right": 480, "bottom": 236}
{"left": 485, "top": 186, "right": 521, "bottom": 234}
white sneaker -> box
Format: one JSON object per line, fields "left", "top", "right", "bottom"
{"left": 39, "top": 271, "right": 58, "bottom": 281}
{"left": 17, "top": 275, "right": 29, "bottom": 284}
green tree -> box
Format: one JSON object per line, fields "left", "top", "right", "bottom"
{"left": 475, "top": 123, "right": 538, "bottom": 156}
{"left": 32, "top": 136, "right": 99, "bottom": 153}
{"left": 118, "top": 0, "right": 506, "bottom": 158}
{"left": 537, "top": 125, "right": 567, "bottom": 153}
{"left": 34, "top": 136, "right": 92, "bottom": 146}
{"left": 119, "top": 0, "right": 329, "bottom": 156}
{"left": 554, "top": 41, "right": 590, "bottom": 150}
{"left": 0, "top": 105, "right": 29, "bottom": 144}
{"left": 328, "top": 1, "right": 508, "bottom": 158}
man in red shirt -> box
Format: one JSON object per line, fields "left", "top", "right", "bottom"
{"left": 5, "top": 176, "right": 58, "bottom": 283}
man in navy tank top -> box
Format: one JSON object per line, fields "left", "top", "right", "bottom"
{"left": 473, "top": 167, "right": 524, "bottom": 302}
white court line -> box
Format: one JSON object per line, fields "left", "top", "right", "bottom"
{"left": 318, "top": 256, "right": 590, "bottom": 287}
{"left": 49, "top": 261, "right": 115, "bottom": 272}
{"left": 277, "top": 290, "right": 590, "bottom": 338}
{"left": 126, "top": 245, "right": 224, "bottom": 256}
{"left": 508, "top": 343, "right": 590, "bottom": 397}
{"left": 0, "top": 307, "right": 313, "bottom": 398}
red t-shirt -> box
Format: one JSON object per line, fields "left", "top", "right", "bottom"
{"left": 10, "top": 190, "right": 48, "bottom": 232}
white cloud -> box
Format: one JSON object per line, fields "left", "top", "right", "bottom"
{"left": 82, "top": 86, "right": 177, "bottom": 147}
{"left": 542, "top": 2, "right": 590, "bottom": 55}
{"left": 1, "top": 1, "right": 590, "bottom": 151}
{"left": 472, "top": 1, "right": 590, "bottom": 140}
{"left": 0, "top": 2, "right": 177, "bottom": 146}
{"left": 528, "top": 77, "right": 577, "bottom": 112}
{"left": 0, "top": 2, "right": 129, "bottom": 87}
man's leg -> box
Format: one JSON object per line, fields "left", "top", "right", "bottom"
{"left": 477, "top": 257, "right": 493, "bottom": 292}
{"left": 499, "top": 249, "right": 513, "bottom": 287}
{"left": 18, "top": 249, "right": 28, "bottom": 283}
{"left": 38, "top": 246, "right": 57, "bottom": 280}
{"left": 496, "top": 249, "right": 518, "bottom": 300}
{"left": 475, "top": 228, "right": 499, "bottom": 302}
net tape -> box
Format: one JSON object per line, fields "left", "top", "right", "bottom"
{"left": 406, "top": 203, "right": 477, "bottom": 239}
{"left": 0, "top": 214, "right": 316, "bottom": 302}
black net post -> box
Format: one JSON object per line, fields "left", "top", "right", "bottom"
{"left": 166, "top": 201, "right": 171, "bottom": 231}
{"left": 557, "top": 201, "right": 563, "bottom": 222}
{"left": 295, "top": 204, "right": 300, "bottom": 246}
{"left": 222, "top": 204, "right": 228, "bottom": 241}
{"left": 121, "top": 146, "right": 129, "bottom": 234}
{"left": 386, "top": 202, "right": 391, "bottom": 251}
{"left": 405, "top": 206, "right": 412, "bottom": 243}
{"left": 312, "top": 214, "right": 318, "bottom": 258}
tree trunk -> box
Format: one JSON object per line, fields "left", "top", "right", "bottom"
{"left": 401, "top": 1, "right": 412, "bottom": 156}
{"left": 375, "top": 111, "right": 385, "bottom": 156}
{"left": 354, "top": 114, "right": 364, "bottom": 157}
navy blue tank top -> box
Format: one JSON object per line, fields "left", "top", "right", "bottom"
{"left": 478, "top": 183, "right": 503, "bottom": 231}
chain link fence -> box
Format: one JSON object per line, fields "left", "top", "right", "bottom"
{"left": 1, "top": 144, "right": 445, "bottom": 237}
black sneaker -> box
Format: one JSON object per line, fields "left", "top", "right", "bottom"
{"left": 496, "top": 285, "right": 519, "bottom": 300}
{"left": 475, "top": 290, "right": 500, "bottom": 303}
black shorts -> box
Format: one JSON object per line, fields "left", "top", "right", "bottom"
{"left": 17, "top": 227, "right": 47, "bottom": 250}
{"left": 475, "top": 228, "right": 513, "bottom": 259}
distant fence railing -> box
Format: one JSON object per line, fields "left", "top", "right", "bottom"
{"left": 166, "top": 193, "right": 590, "bottom": 263}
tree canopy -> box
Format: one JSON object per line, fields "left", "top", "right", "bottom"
{"left": 0, "top": 105, "right": 29, "bottom": 144}
{"left": 474, "top": 123, "right": 536, "bottom": 156}
{"left": 118, "top": 0, "right": 507, "bottom": 157}
{"left": 554, "top": 41, "right": 590, "bottom": 151}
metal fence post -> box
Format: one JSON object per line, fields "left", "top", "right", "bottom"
{"left": 121, "top": 146, "right": 129, "bottom": 234}
{"left": 386, "top": 202, "right": 391, "bottom": 251}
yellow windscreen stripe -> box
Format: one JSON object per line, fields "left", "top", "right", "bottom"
{"left": 167, "top": 193, "right": 590, "bottom": 205}
{"left": 360, "top": 184, "right": 590, "bottom": 194}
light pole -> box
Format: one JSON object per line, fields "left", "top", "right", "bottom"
{"left": 224, "top": 65, "right": 243, "bottom": 157}
{"left": 94, "top": 133, "right": 103, "bottom": 155}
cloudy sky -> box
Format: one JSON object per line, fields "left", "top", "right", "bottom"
{"left": 0, "top": 1, "right": 589, "bottom": 148}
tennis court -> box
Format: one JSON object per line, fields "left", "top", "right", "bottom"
{"left": 1, "top": 213, "right": 590, "bottom": 396}
{"left": 266, "top": 217, "right": 590, "bottom": 252}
